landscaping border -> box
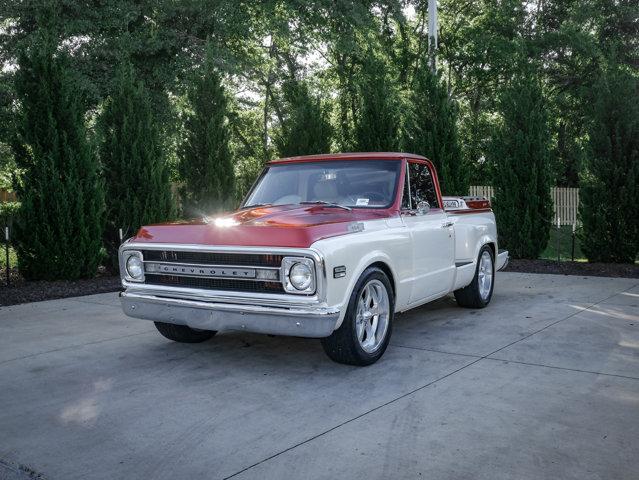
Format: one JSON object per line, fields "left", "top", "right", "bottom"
{"left": 1, "top": 272, "right": 120, "bottom": 307}
{"left": 503, "top": 259, "right": 639, "bottom": 279}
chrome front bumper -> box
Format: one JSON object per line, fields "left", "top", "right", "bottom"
{"left": 120, "top": 291, "right": 340, "bottom": 338}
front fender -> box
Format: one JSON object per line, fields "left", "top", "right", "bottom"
{"left": 331, "top": 250, "right": 399, "bottom": 330}
{"left": 311, "top": 218, "right": 409, "bottom": 332}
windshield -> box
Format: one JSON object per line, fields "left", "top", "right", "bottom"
{"left": 243, "top": 160, "right": 401, "bottom": 209}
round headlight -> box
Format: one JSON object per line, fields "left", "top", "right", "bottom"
{"left": 289, "top": 262, "right": 312, "bottom": 290}
{"left": 126, "top": 255, "right": 144, "bottom": 279}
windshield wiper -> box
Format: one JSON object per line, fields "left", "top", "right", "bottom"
{"left": 240, "top": 203, "right": 272, "bottom": 210}
{"left": 300, "top": 201, "right": 352, "bottom": 211}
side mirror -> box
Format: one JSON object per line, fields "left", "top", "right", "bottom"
{"left": 416, "top": 201, "right": 430, "bottom": 215}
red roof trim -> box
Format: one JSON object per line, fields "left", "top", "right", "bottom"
{"left": 269, "top": 152, "right": 429, "bottom": 164}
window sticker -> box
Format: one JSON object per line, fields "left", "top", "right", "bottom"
{"left": 356, "top": 198, "right": 369, "bottom": 206}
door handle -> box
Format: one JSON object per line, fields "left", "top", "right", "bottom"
{"left": 441, "top": 221, "right": 454, "bottom": 228}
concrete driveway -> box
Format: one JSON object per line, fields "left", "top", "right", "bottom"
{"left": 1, "top": 273, "right": 638, "bottom": 480}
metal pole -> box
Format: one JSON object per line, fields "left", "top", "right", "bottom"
{"left": 4, "top": 226, "right": 9, "bottom": 287}
{"left": 428, "top": 0, "right": 438, "bottom": 72}
{"left": 571, "top": 222, "right": 576, "bottom": 262}
{"left": 556, "top": 217, "right": 561, "bottom": 263}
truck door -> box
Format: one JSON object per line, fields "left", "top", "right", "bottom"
{"left": 401, "top": 160, "right": 455, "bottom": 304}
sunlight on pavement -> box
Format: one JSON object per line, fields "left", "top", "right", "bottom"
{"left": 59, "top": 379, "right": 113, "bottom": 426}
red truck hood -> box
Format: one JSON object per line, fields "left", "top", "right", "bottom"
{"left": 131, "top": 204, "right": 395, "bottom": 248}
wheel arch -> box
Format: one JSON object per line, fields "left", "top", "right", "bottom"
{"left": 474, "top": 234, "right": 497, "bottom": 262}
{"left": 333, "top": 252, "right": 400, "bottom": 330}
{"left": 486, "top": 241, "right": 496, "bottom": 259}
{"left": 367, "top": 261, "right": 396, "bottom": 298}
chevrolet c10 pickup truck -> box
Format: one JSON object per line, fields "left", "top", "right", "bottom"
{"left": 119, "top": 152, "right": 508, "bottom": 365}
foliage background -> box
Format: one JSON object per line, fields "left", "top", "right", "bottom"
{"left": 0, "top": 0, "right": 637, "bottom": 268}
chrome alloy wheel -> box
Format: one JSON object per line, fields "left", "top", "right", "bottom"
{"left": 478, "top": 250, "right": 494, "bottom": 301}
{"left": 355, "top": 279, "right": 390, "bottom": 353}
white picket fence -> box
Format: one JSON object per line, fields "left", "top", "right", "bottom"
{"left": 469, "top": 186, "right": 580, "bottom": 226}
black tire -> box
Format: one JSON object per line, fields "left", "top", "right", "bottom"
{"left": 154, "top": 322, "right": 217, "bottom": 343}
{"left": 454, "top": 245, "right": 495, "bottom": 309}
{"left": 321, "top": 267, "right": 394, "bottom": 366}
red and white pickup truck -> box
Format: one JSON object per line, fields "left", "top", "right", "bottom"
{"left": 119, "top": 153, "right": 508, "bottom": 365}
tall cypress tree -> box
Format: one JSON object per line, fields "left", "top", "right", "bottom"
{"left": 275, "top": 79, "right": 332, "bottom": 157}
{"left": 489, "top": 72, "right": 553, "bottom": 259}
{"left": 402, "top": 67, "right": 468, "bottom": 195}
{"left": 179, "top": 45, "right": 235, "bottom": 214}
{"left": 13, "top": 30, "right": 104, "bottom": 280}
{"left": 353, "top": 52, "right": 399, "bottom": 152}
{"left": 579, "top": 66, "right": 639, "bottom": 263}
{"left": 100, "top": 61, "right": 174, "bottom": 262}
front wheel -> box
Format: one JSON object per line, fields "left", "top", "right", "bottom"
{"left": 454, "top": 245, "right": 494, "bottom": 308}
{"left": 154, "top": 322, "right": 217, "bottom": 343}
{"left": 321, "top": 267, "right": 394, "bottom": 366}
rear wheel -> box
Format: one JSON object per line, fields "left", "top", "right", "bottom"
{"left": 454, "top": 245, "right": 494, "bottom": 308}
{"left": 321, "top": 267, "right": 394, "bottom": 366}
{"left": 154, "top": 322, "right": 216, "bottom": 343}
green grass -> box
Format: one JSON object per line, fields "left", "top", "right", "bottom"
{"left": 540, "top": 225, "right": 584, "bottom": 261}
{"left": 0, "top": 245, "right": 17, "bottom": 269}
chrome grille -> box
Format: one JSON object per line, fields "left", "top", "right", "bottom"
{"left": 141, "top": 250, "right": 283, "bottom": 268}
{"left": 140, "top": 250, "right": 285, "bottom": 294}
{"left": 144, "top": 274, "right": 284, "bottom": 293}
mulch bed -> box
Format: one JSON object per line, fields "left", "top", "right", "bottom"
{"left": 1, "top": 259, "right": 637, "bottom": 307}
{"left": 504, "top": 258, "right": 639, "bottom": 278}
{"left": 0, "top": 268, "right": 121, "bottom": 307}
